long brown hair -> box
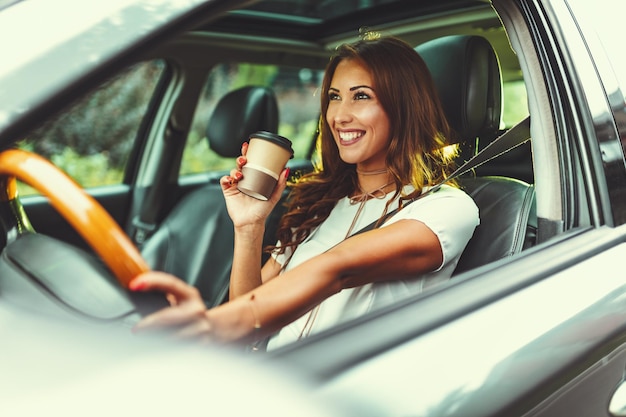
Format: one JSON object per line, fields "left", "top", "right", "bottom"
{"left": 271, "top": 36, "right": 456, "bottom": 256}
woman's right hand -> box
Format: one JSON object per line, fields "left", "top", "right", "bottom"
{"left": 130, "top": 272, "right": 257, "bottom": 344}
{"left": 220, "top": 142, "right": 289, "bottom": 229}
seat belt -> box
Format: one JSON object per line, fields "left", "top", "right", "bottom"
{"left": 430, "top": 115, "right": 531, "bottom": 193}
{"left": 353, "top": 115, "right": 531, "bottom": 235}
{"left": 131, "top": 192, "right": 161, "bottom": 247}
{"left": 131, "top": 124, "right": 185, "bottom": 247}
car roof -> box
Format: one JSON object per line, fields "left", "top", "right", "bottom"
{"left": 0, "top": 0, "right": 519, "bottom": 146}
{"left": 206, "top": 0, "right": 493, "bottom": 42}
{"left": 200, "top": 0, "right": 518, "bottom": 82}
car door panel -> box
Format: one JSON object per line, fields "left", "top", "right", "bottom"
{"left": 282, "top": 225, "right": 626, "bottom": 417}
{"left": 523, "top": 346, "right": 626, "bottom": 417}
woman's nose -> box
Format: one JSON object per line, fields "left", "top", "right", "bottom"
{"left": 329, "top": 101, "right": 352, "bottom": 124}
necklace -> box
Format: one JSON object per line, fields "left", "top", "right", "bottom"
{"left": 349, "top": 181, "right": 394, "bottom": 205}
{"left": 356, "top": 167, "right": 388, "bottom": 176}
{"left": 346, "top": 181, "right": 393, "bottom": 239}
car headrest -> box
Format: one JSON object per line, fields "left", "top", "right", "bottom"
{"left": 207, "top": 86, "right": 279, "bottom": 157}
{"left": 416, "top": 35, "right": 502, "bottom": 146}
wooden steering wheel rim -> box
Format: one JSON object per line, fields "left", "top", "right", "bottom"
{"left": 0, "top": 149, "right": 149, "bottom": 288}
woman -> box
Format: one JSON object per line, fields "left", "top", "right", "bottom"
{"left": 130, "top": 35, "right": 479, "bottom": 348}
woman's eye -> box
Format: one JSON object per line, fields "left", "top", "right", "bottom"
{"left": 328, "top": 92, "right": 340, "bottom": 101}
{"left": 354, "top": 91, "right": 370, "bottom": 100}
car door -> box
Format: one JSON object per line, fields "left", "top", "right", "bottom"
{"left": 520, "top": 0, "right": 626, "bottom": 415}
{"left": 273, "top": 0, "right": 626, "bottom": 415}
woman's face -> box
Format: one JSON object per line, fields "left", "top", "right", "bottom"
{"left": 326, "top": 59, "right": 391, "bottom": 170}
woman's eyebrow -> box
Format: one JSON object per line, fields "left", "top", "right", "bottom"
{"left": 350, "top": 85, "right": 374, "bottom": 91}
{"left": 328, "top": 85, "right": 375, "bottom": 92}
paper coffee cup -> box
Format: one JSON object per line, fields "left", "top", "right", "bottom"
{"left": 237, "top": 131, "right": 293, "bottom": 200}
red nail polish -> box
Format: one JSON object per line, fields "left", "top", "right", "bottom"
{"left": 237, "top": 156, "right": 246, "bottom": 165}
{"left": 284, "top": 168, "right": 290, "bottom": 178}
{"left": 129, "top": 280, "right": 147, "bottom": 291}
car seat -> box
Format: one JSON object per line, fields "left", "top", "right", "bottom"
{"left": 141, "top": 86, "right": 280, "bottom": 307}
{"left": 415, "top": 35, "right": 537, "bottom": 274}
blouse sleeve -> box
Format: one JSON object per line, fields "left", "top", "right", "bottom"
{"left": 385, "top": 185, "right": 479, "bottom": 271}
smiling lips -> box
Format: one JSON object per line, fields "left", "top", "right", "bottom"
{"left": 338, "top": 130, "right": 365, "bottom": 145}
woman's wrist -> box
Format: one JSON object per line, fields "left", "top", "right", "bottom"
{"left": 233, "top": 222, "right": 265, "bottom": 239}
{"left": 206, "top": 294, "right": 263, "bottom": 343}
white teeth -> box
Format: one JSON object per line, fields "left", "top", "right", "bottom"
{"left": 339, "top": 131, "right": 363, "bottom": 141}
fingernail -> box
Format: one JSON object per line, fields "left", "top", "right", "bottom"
{"left": 129, "top": 280, "right": 147, "bottom": 291}
{"left": 235, "top": 171, "right": 243, "bottom": 180}
{"left": 237, "top": 156, "right": 245, "bottom": 165}
{"left": 284, "top": 168, "right": 290, "bottom": 179}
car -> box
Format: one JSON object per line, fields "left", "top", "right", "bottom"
{"left": 1, "top": 0, "right": 626, "bottom": 416}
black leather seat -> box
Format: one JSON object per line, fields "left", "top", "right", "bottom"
{"left": 206, "top": 86, "right": 279, "bottom": 162}
{"left": 453, "top": 176, "right": 536, "bottom": 273}
{"left": 141, "top": 86, "right": 280, "bottom": 307}
{"left": 416, "top": 35, "right": 536, "bottom": 274}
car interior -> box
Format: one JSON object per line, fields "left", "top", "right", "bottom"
{"left": 6, "top": 0, "right": 544, "bottom": 327}
{"left": 142, "top": 32, "right": 538, "bottom": 308}
{"left": 8, "top": 2, "right": 626, "bottom": 415}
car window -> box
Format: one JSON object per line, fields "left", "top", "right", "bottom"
{"left": 502, "top": 79, "right": 529, "bottom": 128}
{"left": 567, "top": 0, "right": 625, "bottom": 91}
{"left": 16, "top": 60, "right": 166, "bottom": 195}
{"left": 179, "top": 63, "right": 322, "bottom": 177}
{"left": 567, "top": 0, "right": 626, "bottom": 132}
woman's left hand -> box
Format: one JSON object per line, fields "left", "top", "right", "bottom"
{"left": 220, "top": 142, "right": 289, "bottom": 229}
{"left": 129, "top": 272, "right": 214, "bottom": 343}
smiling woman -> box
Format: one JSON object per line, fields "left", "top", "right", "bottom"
{"left": 130, "top": 35, "right": 480, "bottom": 351}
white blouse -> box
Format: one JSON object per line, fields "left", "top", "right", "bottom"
{"left": 267, "top": 184, "right": 479, "bottom": 350}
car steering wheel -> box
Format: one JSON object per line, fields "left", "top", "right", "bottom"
{"left": 0, "top": 148, "right": 168, "bottom": 318}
